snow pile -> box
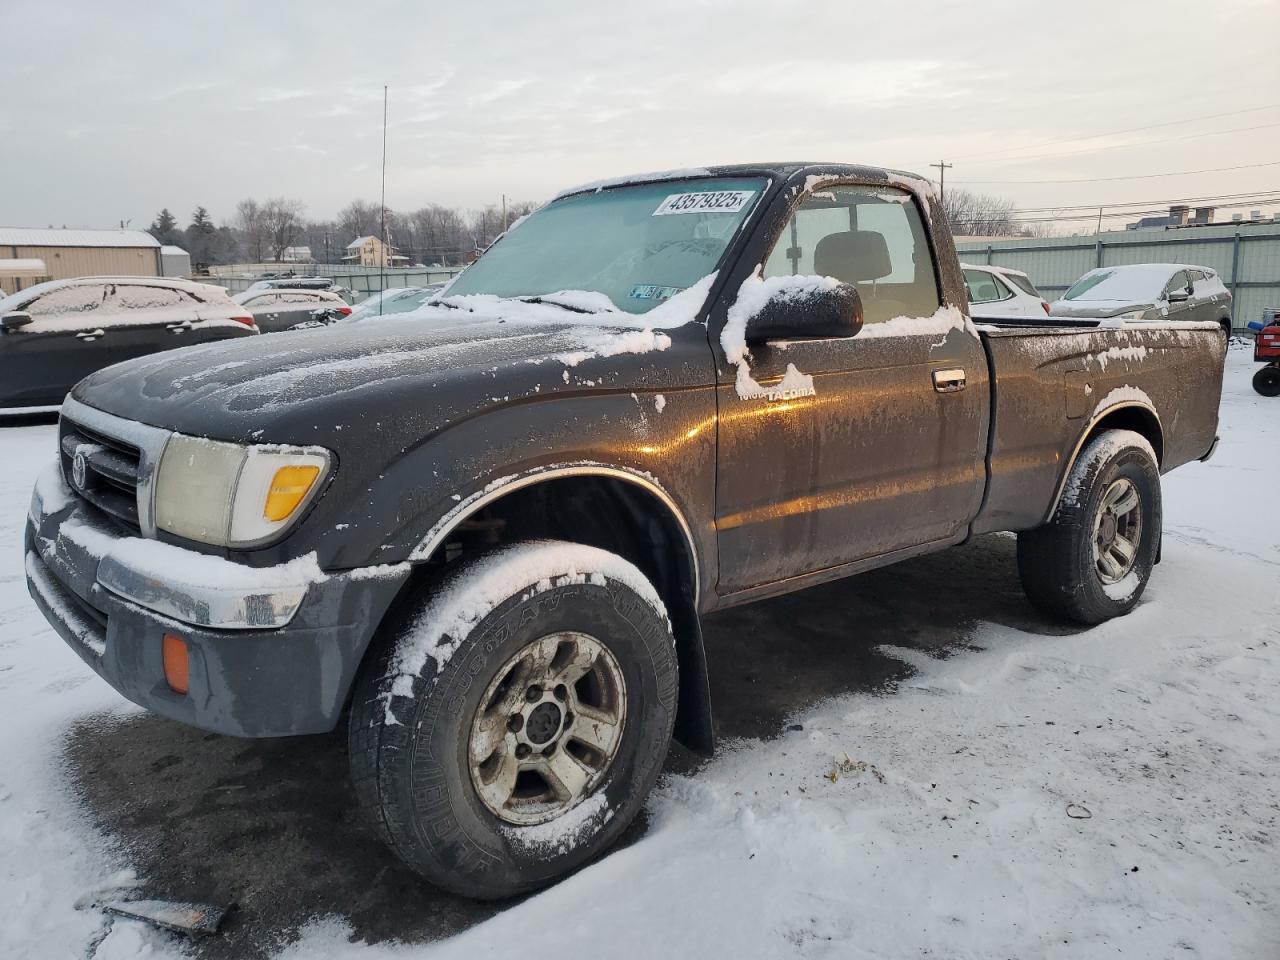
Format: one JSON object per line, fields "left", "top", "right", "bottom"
{"left": 855, "top": 303, "right": 971, "bottom": 340}
{"left": 1093, "top": 344, "right": 1149, "bottom": 370}
{"left": 553, "top": 329, "right": 672, "bottom": 368}
{"left": 501, "top": 792, "right": 615, "bottom": 857}
{"left": 383, "top": 541, "right": 669, "bottom": 725}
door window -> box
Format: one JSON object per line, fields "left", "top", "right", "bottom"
{"left": 763, "top": 185, "right": 940, "bottom": 324}
{"left": 26, "top": 284, "right": 109, "bottom": 318}
{"left": 1163, "top": 271, "right": 1191, "bottom": 299}
{"left": 112, "top": 285, "right": 195, "bottom": 310}
{"left": 963, "top": 269, "right": 1007, "bottom": 303}
{"left": 1003, "top": 272, "right": 1042, "bottom": 298}
{"left": 23, "top": 284, "right": 110, "bottom": 332}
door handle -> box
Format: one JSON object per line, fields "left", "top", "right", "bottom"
{"left": 933, "top": 368, "right": 966, "bottom": 393}
{"left": 76, "top": 329, "right": 105, "bottom": 341}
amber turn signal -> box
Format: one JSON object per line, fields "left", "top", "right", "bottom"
{"left": 263, "top": 465, "right": 321, "bottom": 522}
{"left": 162, "top": 633, "right": 189, "bottom": 695}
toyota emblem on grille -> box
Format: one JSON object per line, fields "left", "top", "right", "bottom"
{"left": 72, "top": 452, "right": 88, "bottom": 489}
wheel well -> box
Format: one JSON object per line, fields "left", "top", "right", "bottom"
{"left": 1044, "top": 404, "right": 1164, "bottom": 523}
{"left": 1084, "top": 405, "right": 1164, "bottom": 466}
{"left": 411, "top": 474, "right": 714, "bottom": 755}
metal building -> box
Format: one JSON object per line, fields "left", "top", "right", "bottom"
{"left": 0, "top": 227, "right": 162, "bottom": 296}
{"left": 955, "top": 221, "right": 1280, "bottom": 331}
{"left": 160, "top": 245, "right": 192, "bottom": 278}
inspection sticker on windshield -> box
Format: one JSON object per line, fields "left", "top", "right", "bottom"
{"left": 652, "top": 190, "right": 755, "bottom": 216}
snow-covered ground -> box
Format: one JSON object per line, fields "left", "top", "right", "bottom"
{"left": 1, "top": 346, "right": 1277, "bottom": 958}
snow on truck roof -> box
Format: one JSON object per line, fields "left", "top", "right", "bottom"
{"left": 0, "top": 227, "right": 160, "bottom": 248}
{"left": 553, "top": 162, "right": 937, "bottom": 201}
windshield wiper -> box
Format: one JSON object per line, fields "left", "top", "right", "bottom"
{"left": 512, "top": 296, "right": 600, "bottom": 315}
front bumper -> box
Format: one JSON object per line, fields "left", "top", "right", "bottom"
{"left": 25, "top": 465, "right": 410, "bottom": 737}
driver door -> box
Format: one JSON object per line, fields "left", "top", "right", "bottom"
{"left": 715, "top": 184, "right": 989, "bottom": 595}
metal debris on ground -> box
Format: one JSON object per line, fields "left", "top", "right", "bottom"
{"left": 826, "top": 752, "right": 886, "bottom": 784}
{"left": 100, "top": 899, "right": 229, "bottom": 937}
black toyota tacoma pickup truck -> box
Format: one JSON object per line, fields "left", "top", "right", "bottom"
{"left": 25, "top": 163, "right": 1226, "bottom": 898}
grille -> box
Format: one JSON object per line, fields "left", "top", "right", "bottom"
{"left": 60, "top": 417, "right": 143, "bottom": 533}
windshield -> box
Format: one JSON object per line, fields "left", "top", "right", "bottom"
{"left": 444, "top": 177, "right": 765, "bottom": 314}
{"left": 1063, "top": 267, "right": 1170, "bottom": 302}
{"left": 345, "top": 287, "right": 438, "bottom": 322}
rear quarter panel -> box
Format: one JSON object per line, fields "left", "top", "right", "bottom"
{"left": 975, "top": 323, "right": 1225, "bottom": 533}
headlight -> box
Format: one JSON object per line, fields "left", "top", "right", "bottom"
{"left": 154, "top": 435, "right": 331, "bottom": 547}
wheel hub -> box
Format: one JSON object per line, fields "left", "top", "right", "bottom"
{"left": 1092, "top": 477, "right": 1143, "bottom": 585}
{"left": 1098, "top": 513, "right": 1117, "bottom": 546}
{"left": 468, "top": 632, "right": 627, "bottom": 825}
{"left": 524, "top": 701, "right": 563, "bottom": 745}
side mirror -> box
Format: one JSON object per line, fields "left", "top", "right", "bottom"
{"left": 1167, "top": 288, "right": 1190, "bottom": 303}
{"left": 745, "top": 281, "right": 863, "bottom": 343}
{"left": 2, "top": 311, "right": 33, "bottom": 332}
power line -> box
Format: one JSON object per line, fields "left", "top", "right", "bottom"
{"left": 967, "top": 121, "right": 1280, "bottom": 167}
{"left": 953, "top": 197, "right": 1280, "bottom": 226}
{"left": 1010, "top": 189, "right": 1280, "bottom": 214}
{"left": 947, "top": 102, "right": 1280, "bottom": 162}
{"left": 954, "top": 160, "right": 1280, "bottom": 185}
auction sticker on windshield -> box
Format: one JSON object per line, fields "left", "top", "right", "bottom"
{"left": 653, "top": 190, "right": 755, "bottom": 216}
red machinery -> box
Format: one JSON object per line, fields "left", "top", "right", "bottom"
{"left": 1253, "top": 313, "right": 1280, "bottom": 396}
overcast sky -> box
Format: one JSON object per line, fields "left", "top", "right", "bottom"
{"left": 3, "top": 0, "right": 1278, "bottom": 231}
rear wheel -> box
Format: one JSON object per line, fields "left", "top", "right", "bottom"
{"left": 348, "top": 540, "right": 678, "bottom": 899}
{"left": 1254, "top": 365, "right": 1280, "bottom": 397}
{"left": 1017, "top": 429, "right": 1161, "bottom": 625}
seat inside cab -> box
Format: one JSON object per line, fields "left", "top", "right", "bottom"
{"left": 764, "top": 186, "right": 941, "bottom": 326}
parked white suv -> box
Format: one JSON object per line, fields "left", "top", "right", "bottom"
{"left": 962, "top": 263, "right": 1050, "bottom": 319}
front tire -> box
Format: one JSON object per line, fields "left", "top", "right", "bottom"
{"left": 1017, "top": 429, "right": 1161, "bottom": 625}
{"left": 348, "top": 540, "right": 678, "bottom": 899}
{"left": 1254, "top": 365, "right": 1280, "bottom": 397}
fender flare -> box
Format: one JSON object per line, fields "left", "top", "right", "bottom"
{"left": 408, "top": 460, "right": 716, "bottom": 755}
{"left": 1043, "top": 401, "right": 1164, "bottom": 523}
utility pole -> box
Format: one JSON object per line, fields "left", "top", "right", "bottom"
{"left": 379, "top": 84, "right": 388, "bottom": 313}
{"left": 930, "top": 161, "right": 953, "bottom": 206}
{"left": 1095, "top": 206, "right": 1103, "bottom": 236}
{"left": 502, "top": 194, "right": 509, "bottom": 233}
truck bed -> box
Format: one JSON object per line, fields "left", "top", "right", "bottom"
{"left": 972, "top": 321, "right": 1226, "bottom": 535}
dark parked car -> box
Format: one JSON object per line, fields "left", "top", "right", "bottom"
{"left": 0, "top": 277, "right": 257, "bottom": 412}
{"left": 1050, "top": 263, "right": 1232, "bottom": 328}
{"left": 232, "top": 288, "right": 351, "bottom": 333}
{"left": 26, "top": 163, "right": 1226, "bottom": 899}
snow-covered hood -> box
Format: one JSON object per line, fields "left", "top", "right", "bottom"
{"left": 1049, "top": 299, "right": 1154, "bottom": 319}
{"left": 69, "top": 302, "right": 710, "bottom": 448}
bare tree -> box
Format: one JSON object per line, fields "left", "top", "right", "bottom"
{"left": 338, "top": 200, "right": 381, "bottom": 242}
{"left": 943, "top": 189, "right": 1019, "bottom": 237}
{"left": 261, "top": 197, "right": 305, "bottom": 262}
{"left": 235, "top": 198, "right": 267, "bottom": 262}
{"left": 409, "top": 204, "right": 469, "bottom": 265}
